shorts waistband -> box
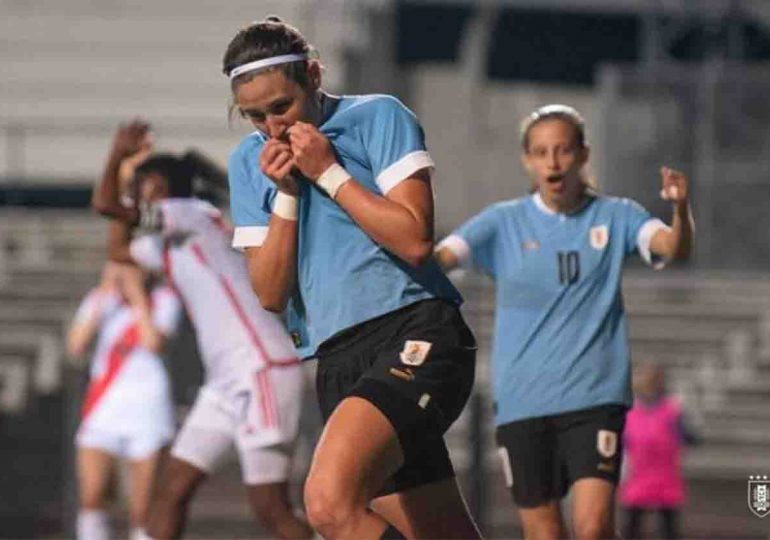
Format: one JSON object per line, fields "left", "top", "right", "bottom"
{"left": 316, "top": 299, "right": 458, "bottom": 359}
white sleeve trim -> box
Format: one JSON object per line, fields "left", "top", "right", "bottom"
{"left": 437, "top": 234, "right": 472, "bottom": 266}
{"left": 232, "top": 226, "right": 268, "bottom": 249}
{"left": 637, "top": 218, "right": 670, "bottom": 269}
{"left": 376, "top": 150, "right": 435, "bottom": 194}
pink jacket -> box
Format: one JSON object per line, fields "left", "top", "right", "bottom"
{"left": 620, "top": 397, "right": 685, "bottom": 508}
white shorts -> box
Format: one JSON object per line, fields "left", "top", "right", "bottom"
{"left": 170, "top": 365, "right": 303, "bottom": 485}
{"left": 76, "top": 427, "right": 172, "bottom": 461}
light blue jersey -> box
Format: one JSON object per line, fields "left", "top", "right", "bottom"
{"left": 229, "top": 94, "right": 462, "bottom": 357}
{"left": 442, "top": 193, "right": 666, "bottom": 425}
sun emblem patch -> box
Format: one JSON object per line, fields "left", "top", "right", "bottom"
{"left": 399, "top": 340, "right": 432, "bottom": 366}
{"left": 589, "top": 225, "right": 609, "bottom": 250}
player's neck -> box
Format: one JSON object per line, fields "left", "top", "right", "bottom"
{"left": 542, "top": 189, "right": 588, "bottom": 215}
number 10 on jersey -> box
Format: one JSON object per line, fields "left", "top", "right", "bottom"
{"left": 558, "top": 251, "right": 580, "bottom": 285}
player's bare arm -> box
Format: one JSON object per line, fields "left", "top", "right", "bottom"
{"left": 650, "top": 166, "right": 695, "bottom": 260}
{"left": 288, "top": 121, "right": 435, "bottom": 267}
{"left": 92, "top": 119, "right": 152, "bottom": 224}
{"left": 248, "top": 138, "right": 299, "bottom": 313}
{"left": 121, "top": 265, "right": 165, "bottom": 353}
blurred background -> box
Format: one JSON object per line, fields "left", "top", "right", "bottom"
{"left": 1, "top": 0, "right": 769, "bottom": 538}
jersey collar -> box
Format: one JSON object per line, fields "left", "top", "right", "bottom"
{"left": 532, "top": 191, "right": 596, "bottom": 217}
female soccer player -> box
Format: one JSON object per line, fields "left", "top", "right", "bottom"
{"left": 92, "top": 122, "right": 312, "bottom": 540}
{"left": 436, "top": 104, "right": 695, "bottom": 540}
{"left": 68, "top": 261, "right": 181, "bottom": 540}
{"left": 224, "top": 17, "right": 481, "bottom": 540}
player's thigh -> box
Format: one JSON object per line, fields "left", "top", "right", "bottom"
{"left": 127, "top": 449, "right": 165, "bottom": 522}
{"left": 518, "top": 501, "right": 568, "bottom": 540}
{"left": 570, "top": 478, "right": 616, "bottom": 539}
{"left": 306, "top": 396, "right": 403, "bottom": 505}
{"left": 77, "top": 446, "right": 117, "bottom": 508}
{"left": 496, "top": 416, "right": 565, "bottom": 508}
{"left": 371, "top": 476, "right": 480, "bottom": 540}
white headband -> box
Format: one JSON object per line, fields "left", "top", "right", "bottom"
{"left": 228, "top": 53, "right": 308, "bottom": 80}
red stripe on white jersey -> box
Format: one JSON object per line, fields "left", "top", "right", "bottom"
{"left": 81, "top": 323, "right": 140, "bottom": 420}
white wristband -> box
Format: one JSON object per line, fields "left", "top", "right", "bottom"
{"left": 317, "top": 163, "right": 351, "bottom": 199}
{"left": 272, "top": 191, "right": 298, "bottom": 221}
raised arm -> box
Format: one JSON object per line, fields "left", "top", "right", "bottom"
{"left": 92, "top": 120, "right": 152, "bottom": 224}
{"left": 649, "top": 167, "right": 695, "bottom": 261}
{"left": 66, "top": 298, "right": 102, "bottom": 359}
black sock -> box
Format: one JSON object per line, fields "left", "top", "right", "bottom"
{"left": 381, "top": 524, "right": 406, "bottom": 539}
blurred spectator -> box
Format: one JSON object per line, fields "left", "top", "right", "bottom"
{"left": 620, "top": 363, "right": 699, "bottom": 539}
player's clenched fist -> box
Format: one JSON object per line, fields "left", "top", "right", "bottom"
{"left": 260, "top": 139, "right": 298, "bottom": 195}
{"left": 112, "top": 119, "right": 152, "bottom": 159}
{"left": 287, "top": 121, "right": 336, "bottom": 181}
{"left": 659, "top": 166, "right": 689, "bottom": 203}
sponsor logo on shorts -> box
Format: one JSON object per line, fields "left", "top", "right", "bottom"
{"left": 596, "top": 429, "right": 618, "bottom": 458}
{"left": 522, "top": 239, "right": 540, "bottom": 251}
{"left": 748, "top": 475, "right": 770, "bottom": 518}
{"left": 589, "top": 225, "right": 609, "bottom": 250}
{"left": 400, "top": 340, "right": 432, "bottom": 366}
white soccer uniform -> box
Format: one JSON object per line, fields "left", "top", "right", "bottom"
{"left": 130, "top": 198, "right": 303, "bottom": 484}
{"left": 75, "top": 286, "right": 181, "bottom": 460}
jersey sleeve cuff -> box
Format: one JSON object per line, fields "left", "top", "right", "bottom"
{"left": 376, "top": 150, "right": 435, "bottom": 194}
{"left": 637, "top": 218, "right": 670, "bottom": 269}
{"left": 437, "top": 234, "right": 472, "bottom": 266}
{"left": 232, "top": 226, "right": 268, "bottom": 250}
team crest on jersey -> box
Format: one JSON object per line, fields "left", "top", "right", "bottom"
{"left": 522, "top": 240, "right": 540, "bottom": 251}
{"left": 589, "top": 225, "right": 609, "bottom": 250}
{"left": 748, "top": 475, "right": 770, "bottom": 518}
{"left": 400, "top": 340, "right": 432, "bottom": 366}
{"left": 596, "top": 430, "right": 618, "bottom": 458}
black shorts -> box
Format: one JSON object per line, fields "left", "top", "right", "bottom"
{"left": 315, "top": 299, "right": 476, "bottom": 496}
{"left": 495, "top": 404, "right": 627, "bottom": 508}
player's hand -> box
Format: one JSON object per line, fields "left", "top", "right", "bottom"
{"left": 112, "top": 119, "right": 153, "bottom": 160}
{"left": 287, "top": 122, "right": 336, "bottom": 181}
{"left": 659, "top": 166, "right": 688, "bottom": 204}
{"left": 260, "top": 139, "right": 299, "bottom": 195}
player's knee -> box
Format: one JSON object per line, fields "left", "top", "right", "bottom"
{"left": 573, "top": 514, "right": 612, "bottom": 540}
{"left": 303, "top": 476, "right": 357, "bottom": 534}
{"left": 522, "top": 518, "right": 562, "bottom": 540}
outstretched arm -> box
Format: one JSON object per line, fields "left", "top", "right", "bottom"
{"left": 650, "top": 167, "right": 695, "bottom": 261}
